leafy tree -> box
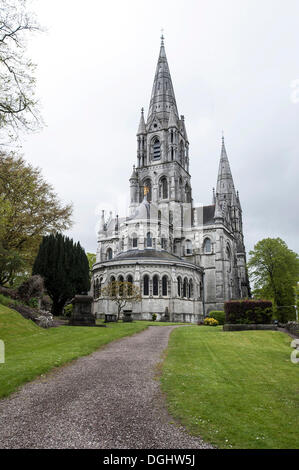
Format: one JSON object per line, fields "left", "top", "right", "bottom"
{"left": 101, "top": 280, "right": 141, "bottom": 321}
{"left": 0, "top": 242, "right": 24, "bottom": 285}
{"left": 32, "top": 233, "right": 90, "bottom": 315}
{"left": 0, "top": 152, "right": 72, "bottom": 284}
{"left": 248, "top": 238, "right": 299, "bottom": 322}
{"left": 86, "top": 252, "right": 96, "bottom": 278}
{"left": 0, "top": 0, "right": 42, "bottom": 143}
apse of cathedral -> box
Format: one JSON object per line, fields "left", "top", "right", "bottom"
{"left": 92, "top": 36, "right": 250, "bottom": 322}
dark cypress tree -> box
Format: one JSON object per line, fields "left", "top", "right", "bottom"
{"left": 32, "top": 233, "right": 90, "bottom": 315}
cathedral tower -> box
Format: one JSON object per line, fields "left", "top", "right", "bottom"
{"left": 131, "top": 36, "right": 191, "bottom": 213}
{"left": 92, "top": 37, "right": 250, "bottom": 322}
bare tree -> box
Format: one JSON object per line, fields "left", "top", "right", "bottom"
{"left": 101, "top": 281, "right": 142, "bottom": 320}
{"left": 0, "top": 0, "right": 42, "bottom": 143}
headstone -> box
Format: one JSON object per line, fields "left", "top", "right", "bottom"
{"left": 123, "top": 310, "right": 133, "bottom": 322}
{"left": 69, "top": 295, "right": 96, "bottom": 326}
{"left": 105, "top": 313, "right": 117, "bottom": 323}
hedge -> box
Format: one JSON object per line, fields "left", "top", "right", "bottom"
{"left": 209, "top": 310, "right": 225, "bottom": 325}
{"left": 224, "top": 300, "right": 273, "bottom": 324}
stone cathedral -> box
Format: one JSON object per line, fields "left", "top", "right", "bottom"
{"left": 92, "top": 37, "right": 250, "bottom": 323}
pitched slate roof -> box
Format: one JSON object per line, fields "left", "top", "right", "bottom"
{"left": 203, "top": 205, "right": 215, "bottom": 225}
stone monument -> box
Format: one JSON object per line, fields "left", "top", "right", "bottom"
{"left": 69, "top": 295, "right": 96, "bottom": 326}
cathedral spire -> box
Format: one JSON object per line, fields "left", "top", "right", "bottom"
{"left": 147, "top": 36, "right": 179, "bottom": 126}
{"left": 216, "top": 135, "right": 236, "bottom": 202}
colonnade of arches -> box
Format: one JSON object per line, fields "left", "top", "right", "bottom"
{"left": 94, "top": 273, "right": 200, "bottom": 300}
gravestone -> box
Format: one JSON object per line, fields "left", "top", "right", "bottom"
{"left": 69, "top": 295, "right": 96, "bottom": 326}
{"left": 105, "top": 313, "right": 117, "bottom": 323}
{"left": 123, "top": 310, "right": 133, "bottom": 322}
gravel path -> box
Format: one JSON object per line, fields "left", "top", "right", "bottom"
{"left": 0, "top": 325, "right": 211, "bottom": 449}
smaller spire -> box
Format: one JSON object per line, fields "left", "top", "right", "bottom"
{"left": 216, "top": 134, "right": 234, "bottom": 196}
{"left": 161, "top": 29, "right": 164, "bottom": 46}
{"left": 115, "top": 214, "right": 119, "bottom": 233}
{"left": 137, "top": 107, "right": 146, "bottom": 135}
{"left": 99, "top": 210, "right": 106, "bottom": 232}
{"left": 130, "top": 164, "right": 137, "bottom": 180}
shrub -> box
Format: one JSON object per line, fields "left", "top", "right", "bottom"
{"left": 63, "top": 304, "right": 73, "bottom": 318}
{"left": 204, "top": 317, "right": 219, "bottom": 326}
{"left": 41, "top": 295, "right": 52, "bottom": 311}
{"left": 225, "top": 300, "right": 273, "bottom": 324}
{"left": 17, "top": 275, "right": 44, "bottom": 304}
{"left": 28, "top": 297, "right": 39, "bottom": 309}
{"left": 152, "top": 313, "right": 157, "bottom": 321}
{"left": 209, "top": 310, "right": 225, "bottom": 325}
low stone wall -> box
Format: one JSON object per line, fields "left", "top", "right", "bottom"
{"left": 223, "top": 324, "right": 277, "bottom": 332}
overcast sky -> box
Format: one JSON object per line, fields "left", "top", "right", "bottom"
{"left": 22, "top": 0, "right": 299, "bottom": 255}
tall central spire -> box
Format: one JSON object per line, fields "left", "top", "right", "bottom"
{"left": 147, "top": 36, "right": 179, "bottom": 126}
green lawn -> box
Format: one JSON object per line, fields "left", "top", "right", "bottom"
{"left": 161, "top": 326, "right": 299, "bottom": 449}
{"left": 0, "top": 305, "right": 178, "bottom": 399}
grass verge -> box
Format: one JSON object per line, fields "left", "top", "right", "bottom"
{"left": 161, "top": 325, "right": 299, "bottom": 449}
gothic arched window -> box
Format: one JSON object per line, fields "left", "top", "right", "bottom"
{"left": 162, "top": 275, "right": 168, "bottom": 296}
{"left": 185, "top": 240, "right": 192, "bottom": 255}
{"left": 183, "top": 277, "right": 188, "bottom": 298}
{"left": 177, "top": 277, "right": 182, "bottom": 297}
{"left": 143, "top": 275, "right": 149, "bottom": 296}
{"left": 204, "top": 238, "right": 211, "bottom": 253}
{"left": 159, "top": 177, "right": 168, "bottom": 199}
{"left": 153, "top": 275, "right": 159, "bottom": 296}
{"left": 141, "top": 178, "right": 152, "bottom": 202}
{"left": 98, "top": 277, "right": 102, "bottom": 297}
{"left": 127, "top": 275, "right": 133, "bottom": 296}
{"left": 118, "top": 275, "right": 124, "bottom": 296}
{"left": 146, "top": 232, "right": 152, "bottom": 248}
{"left": 152, "top": 137, "right": 161, "bottom": 160}
{"left": 107, "top": 248, "right": 113, "bottom": 260}
{"left": 188, "top": 279, "right": 193, "bottom": 299}
{"left": 131, "top": 233, "right": 138, "bottom": 248}
{"left": 110, "top": 276, "right": 116, "bottom": 296}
